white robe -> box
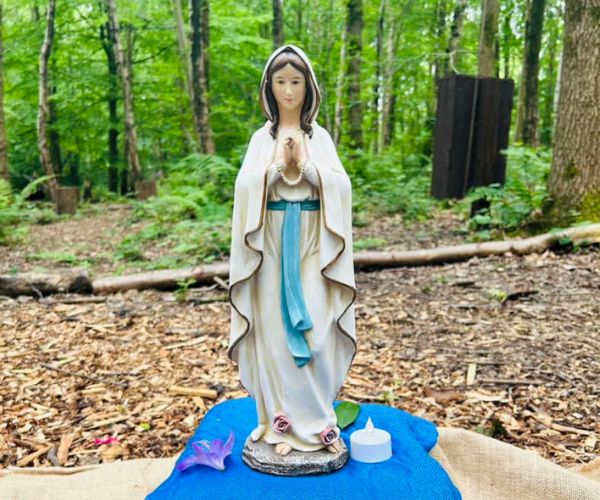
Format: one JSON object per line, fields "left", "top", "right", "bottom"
{"left": 227, "top": 44, "right": 356, "bottom": 452}
{"left": 227, "top": 121, "right": 357, "bottom": 452}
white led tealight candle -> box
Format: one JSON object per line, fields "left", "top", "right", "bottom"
{"left": 349, "top": 417, "right": 392, "bottom": 463}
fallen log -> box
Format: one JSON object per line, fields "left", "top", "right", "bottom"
{"left": 0, "top": 268, "right": 92, "bottom": 297}
{"left": 1, "top": 223, "right": 598, "bottom": 297}
{"left": 92, "top": 262, "right": 229, "bottom": 294}
{"left": 353, "top": 223, "right": 600, "bottom": 269}
{"left": 93, "top": 223, "right": 598, "bottom": 293}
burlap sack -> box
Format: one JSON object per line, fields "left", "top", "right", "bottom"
{"left": 429, "top": 428, "right": 600, "bottom": 500}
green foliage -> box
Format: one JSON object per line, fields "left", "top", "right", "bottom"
{"left": 349, "top": 150, "right": 436, "bottom": 222}
{"left": 115, "top": 154, "right": 236, "bottom": 267}
{"left": 0, "top": 0, "right": 567, "bottom": 259}
{"left": 353, "top": 237, "right": 387, "bottom": 251}
{"left": 90, "top": 185, "right": 128, "bottom": 204}
{"left": 486, "top": 288, "right": 508, "bottom": 302}
{"left": 28, "top": 251, "right": 89, "bottom": 266}
{"left": 0, "top": 176, "right": 59, "bottom": 245}
{"left": 580, "top": 189, "right": 600, "bottom": 223}
{"left": 335, "top": 401, "right": 360, "bottom": 430}
{"left": 475, "top": 418, "right": 508, "bottom": 439}
{"left": 465, "top": 146, "right": 552, "bottom": 237}
{"left": 175, "top": 278, "right": 196, "bottom": 302}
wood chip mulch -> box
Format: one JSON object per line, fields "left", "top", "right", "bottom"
{"left": 1, "top": 244, "right": 599, "bottom": 469}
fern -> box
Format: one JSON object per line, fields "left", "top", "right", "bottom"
{"left": 0, "top": 176, "right": 57, "bottom": 245}
{"left": 116, "top": 154, "right": 237, "bottom": 266}
{"left": 466, "top": 145, "right": 551, "bottom": 233}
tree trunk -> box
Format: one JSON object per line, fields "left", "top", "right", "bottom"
{"left": 478, "top": 0, "right": 499, "bottom": 77}
{"left": 384, "top": 2, "right": 405, "bottom": 148}
{"left": 446, "top": 0, "right": 468, "bottom": 75}
{"left": 381, "top": 2, "right": 398, "bottom": 149}
{"left": 374, "top": 0, "right": 385, "bottom": 154}
{"left": 353, "top": 223, "right": 600, "bottom": 269}
{"left": 501, "top": 0, "right": 514, "bottom": 79}
{"left": 48, "top": 60, "right": 63, "bottom": 178}
{"left": 539, "top": 1, "right": 561, "bottom": 147}
{"left": 384, "top": 50, "right": 399, "bottom": 148}
{"left": 190, "top": 0, "right": 214, "bottom": 154}
{"left": 171, "top": 0, "right": 197, "bottom": 153}
{"left": 433, "top": 0, "right": 448, "bottom": 83}
{"left": 124, "top": 22, "right": 138, "bottom": 184}
{"left": 345, "top": 0, "right": 363, "bottom": 151}
{"left": 0, "top": 2, "right": 9, "bottom": 184}
{"left": 172, "top": 0, "right": 194, "bottom": 111}
{"left": 293, "top": 0, "right": 305, "bottom": 44}
{"left": 99, "top": 18, "right": 121, "bottom": 193}
{"left": 514, "top": 0, "right": 546, "bottom": 146}
{"left": 201, "top": 0, "right": 210, "bottom": 93}
{"left": 320, "top": 0, "right": 337, "bottom": 133}
{"left": 272, "top": 0, "right": 284, "bottom": 50}
{"left": 37, "top": 0, "right": 59, "bottom": 203}
{"left": 106, "top": 0, "right": 142, "bottom": 184}
{"left": 333, "top": 28, "right": 346, "bottom": 146}
{"left": 548, "top": 0, "right": 600, "bottom": 219}
{"left": 384, "top": 89, "right": 397, "bottom": 147}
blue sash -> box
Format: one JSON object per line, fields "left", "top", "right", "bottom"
{"left": 266, "top": 199, "right": 320, "bottom": 368}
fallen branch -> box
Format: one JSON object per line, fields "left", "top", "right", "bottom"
{"left": 0, "top": 269, "right": 92, "bottom": 297}
{"left": 94, "top": 223, "right": 598, "bottom": 294}
{"left": 164, "top": 338, "right": 205, "bottom": 350}
{"left": 353, "top": 223, "right": 600, "bottom": 269}
{"left": 93, "top": 262, "right": 229, "bottom": 294}
{"left": 39, "top": 296, "right": 107, "bottom": 305}
{"left": 16, "top": 446, "right": 52, "bottom": 467}
{"left": 57, "top": 433, "right": 75, "bottom": 466}
{"left": 1, "top": 223, "right": 598, "bottom": 296}
{"left": 479, "top": 378, "right": 546, "bottom": 385}
{"left": 168, "top": 385, "right": 218, "bottom": 399}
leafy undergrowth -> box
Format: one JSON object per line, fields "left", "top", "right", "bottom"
{"left": 0, "top": 146, "right": 587, "bottom": 273}
{"left": 115, "top": 154, "right": 237, "bottom": 270}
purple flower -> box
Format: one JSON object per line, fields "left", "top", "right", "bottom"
{"left": 176, "top": 431, "right": 235, "bottom": 472}
{"left": 273, "top": 413, "right": 292, "bottom": 433}
{"left": 320, "top": 426, "right": 340, "bottom": 446}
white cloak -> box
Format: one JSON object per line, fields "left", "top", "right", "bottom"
{"left": 227, "top": 45, "right": 356, "bottom": 452}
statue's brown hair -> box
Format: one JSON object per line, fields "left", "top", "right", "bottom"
{"left": 260, "top": 48, "right": 319, "bottom": 139}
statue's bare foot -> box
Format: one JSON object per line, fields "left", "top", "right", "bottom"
{"left": 250, "top": 424, "right": 266, "bottom": 442}
{"left": 327, "top": 439, "right": 341, "bottom": 454}
{"left": 275, "top": 442, "right": 293, "bottom": 456}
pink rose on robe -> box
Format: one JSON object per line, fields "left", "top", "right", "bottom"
{"left": 273, "top": 413, "right": 292, "bottom": 433}
{"left": 320, "top": 426, "right": 340, "bottom": 446}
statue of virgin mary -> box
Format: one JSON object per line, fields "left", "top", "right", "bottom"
{"left": 227, "top": 44, "right": 356, "bottom": 458}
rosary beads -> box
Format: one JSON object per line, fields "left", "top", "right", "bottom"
{"left": 276, "top": 159, "right": 308, "bottom": 186}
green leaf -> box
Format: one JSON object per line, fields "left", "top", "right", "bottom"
{"left": 486, "top": 288, "right": 508, "bottom": 302}
{"left": 335, "top": 401, "right": 360, "bottom": 429}
{"left": 474, "top": 419, "right": 507, "bottom": 438}
{"left": 558, "top": 237, "right": 572, "bottom": 246}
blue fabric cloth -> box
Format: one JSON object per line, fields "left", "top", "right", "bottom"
{"left": 266, "top": 199, "right": 320, "bottom": 368}
{"left": 147, "top": 397, "right": 462, "bottom": 500}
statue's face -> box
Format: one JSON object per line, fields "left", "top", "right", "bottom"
{"left": 271, "top": 62, "right": 306, "bottom": 113}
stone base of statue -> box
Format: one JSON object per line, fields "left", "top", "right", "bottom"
{"left": 242, "top": 436, "right": 349, "bottom": 476}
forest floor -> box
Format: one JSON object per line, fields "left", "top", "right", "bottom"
{"left": 0, "top": 203, "right": 599, "bottom": 469}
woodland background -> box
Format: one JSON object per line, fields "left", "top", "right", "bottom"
{"left": 2, "top": 0, "right": 598, "bottom": 264}
{"left": 0, "top": 0, "right": 599, "bottom": 472}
